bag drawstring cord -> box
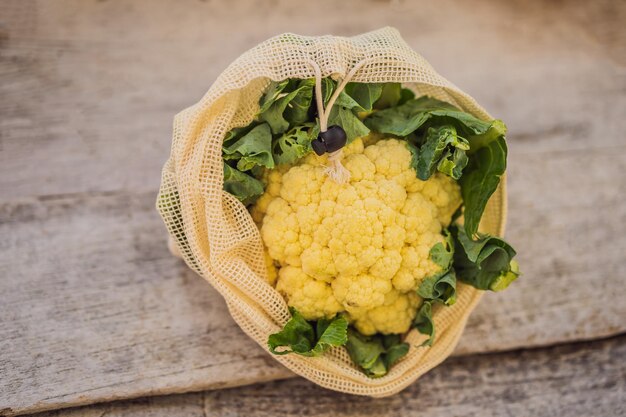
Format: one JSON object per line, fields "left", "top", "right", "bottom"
{"left": 306, "top": 58, "right": 373, "bottom": 184}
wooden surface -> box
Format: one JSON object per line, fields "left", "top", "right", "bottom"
{"left": 1, "top": 0, "right": 625, "bottom": 415}
{"left": 29, "top": 336, "right": 626, "bottom": 417}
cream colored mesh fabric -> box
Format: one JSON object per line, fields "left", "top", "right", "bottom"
{"left": 157, "top": 27, "right": 507, "bottom": 397}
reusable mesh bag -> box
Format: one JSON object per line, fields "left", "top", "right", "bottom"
{"left": 157, "top": 27, "right": 507, "bottom": 397}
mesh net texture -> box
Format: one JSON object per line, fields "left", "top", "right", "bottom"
{"left": 157, "top": 27, "right": 507, "bottom": 397}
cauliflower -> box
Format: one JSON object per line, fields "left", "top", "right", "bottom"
{"left": 254, "top": 137, "right": 462, "bottom": 335}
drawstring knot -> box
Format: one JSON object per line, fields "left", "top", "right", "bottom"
{"left": 306, "top": 58, "right": 373, "bottom": 184}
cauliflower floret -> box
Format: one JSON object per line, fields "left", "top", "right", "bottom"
{"left": 332, "top": 273, "right": 392, "bottom": 313}
{"left": 262, "top": 198, "right": 302, "bottom": 266}
{"left": 351, "top": 290, "right": 421, "bottom": 335}
{"left": 428, "top": 173, "right": 463, "bottom": 225}
{"left": 364, "top": 138, "right": 413, "bottom": 178}
{"left": 264, "top": 250, "right": 278, "bottom": 286}
{"left": 275, "top": 266, "right": 342, "bottom": 320}
{"left": 392, "top": 235, "right": 443, "bottom": 292}
{"left": 301, "top": 243, "right": 337, "bottom": 282}
{"left": 343, "top": 154, "right": 375, "bottom": 181}
{"left": 255, "top": 138, "right": 462, "bottom": 334}
{"left": 251, "top": 166, "right": 288, "bottom": 224}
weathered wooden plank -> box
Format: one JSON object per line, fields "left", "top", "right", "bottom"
{"left": 1, "top": 0, "right": 623, "bottom": 200}
{"left": 1, "top": 143, "right": 625, "bottom": 415}
{"left": 1, "top": 0, "right": 625, "bottom": 415}
{"left": 0, "top": 191, "right": 293, "bottom": 415}
{"left": 459, "top": 146, "right": 626, "bottom": 354}
{"left": 26, "top": 336, "right": 626, "bottom": 417}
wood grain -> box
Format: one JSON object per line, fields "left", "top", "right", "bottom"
{"left": 27, "top": 336, "right": 626, "bottom": 417}
{"left": 1, "top": 0, "right": 624, "bottom": 200}
{"left": 1, "top": 151, "right": 623, "bottom": 415}
{"left": 0, "top": 191, "right": 292, "bottom": 415}
{"left": 1, "top": 0, "right": 625, "bottom": 415}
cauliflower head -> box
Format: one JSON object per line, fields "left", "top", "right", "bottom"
{"left": 254, "top": 137, "right": 462, "bottom": 335}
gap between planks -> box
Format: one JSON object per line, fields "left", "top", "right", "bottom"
{"left": 17, "top": 335, "right": 626, "bottom": 417}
